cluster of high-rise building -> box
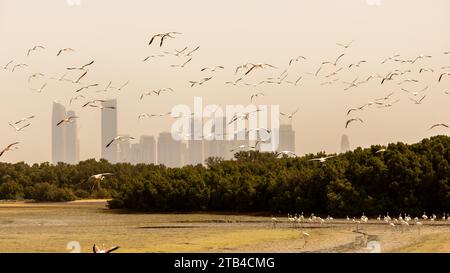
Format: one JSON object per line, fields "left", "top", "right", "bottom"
{"left": 51, "top": 99, "right": 296, "bottom": 167}
{"left": 52, "top": 102, "right": 80, "bottom": 165}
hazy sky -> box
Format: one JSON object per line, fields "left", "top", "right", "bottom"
{"left": 0, "top": 0, "right": 449, "bottom": 164}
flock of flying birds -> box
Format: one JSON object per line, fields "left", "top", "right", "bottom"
{"left": 1, "top": 33, "right": 450, "bottom": 165}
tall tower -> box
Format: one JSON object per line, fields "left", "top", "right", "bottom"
{"left": 158, "top": 132, "right": 183, "bottom": 168}
{"left": 188, "top": 117, "right": 204, "bottom": 165}
{"left": 204, "top": 121, "right": 221, "bottom": 161}
{"left": 278, "top": 123, "right": 295, "bottom": 153}
{"left": 101, "top": 99, "right": 117, "bottom": 163}
{"left": 140, "top": 135, "right": 156, "bottom": 164}
{"left": 118, "top": 134, "right": 131, "bottom": 163}
{"left": 65, "top": 110, "right": 79, "bottom": 164}
{"left": 340, "top": 134, "right": 350, "bottom": 153}
{"left": 52, "top": 101, "right": 66, "bottom": 164}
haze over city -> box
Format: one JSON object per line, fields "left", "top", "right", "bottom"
{"left": 1, "top": 0, "right": 449, "bottom": 164}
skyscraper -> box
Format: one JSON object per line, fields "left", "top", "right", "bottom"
{"left": 157, "top": 132, "right": 183, "bottom": 168}
{"left": 130, "top": 143, "right": 141, "bottom": 165}
{"left": 340, "top": 134, "right": 351, "bottom": 153}
{"left": 65, "top": 110, "right": 79, "bottom": 164}
{"left": 140, "top": 135, "right": 156, "bottom": 164}
{"left": 128, "top": 136, "right": 157, "bottom": 165}
{"left": 204, "top": 117, "right": 225, "bottom": 161}
{"left": 52, "top": 102, "right": 66, "bottom": 165}
{"left": 101, "top": 99, "right": 118, "bottom": 163}
{"left": 278, "top": 123, "right": 295, "bottom": 153}
{"left": 118, "top": 134, "right": 131, "bottom": 163}
{"left": 188, "top": 118, "right": 204, "bottom": 165}
{"left": 52, "top": 103, "right": 79, "bottom": 165}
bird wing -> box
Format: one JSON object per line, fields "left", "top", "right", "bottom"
{"left": 8, "top": 123, "right": 18, "bottom": 130}
{"left": 183, "top": 58, "right": 193, "bottom": 66}
{"left": 82, "top": 60, "right": 95, "bottom": 69}
{"left": 19, "top": 123, "right": 31, "bottom": 131}
{"left": 291, "top": 107, "right": 300, "bottom": 116}
{"left": 186, "top": 46, "right": 200, "bottom": 56}
{"left": 75, "top": 86, "right": 87, "bottom": 93}
{"left": 315, "top": 66, "right": 322, "bottom": 76}
{"left": 346, "top": 109, "right": 356, "bottom": 116}
{"left": 106, "top": 139, "right": 115, "bottom": 148}
{"left": 39, "top": 83, "right": 47, "bottom": 91}
{"left": 75, "top": 71, "right": 88, "bottom": 83}
{"left": 149, "top": 35, "right": 156, "bottom": 45}
{"left": 401, "top": 88, "right": 411, "bottom": 94}
{"left": 93, "top": 244, "right": 100, "bottom": 253}
{"left": 264, "top": 64, "right": 277, "bottom": 69}
{"left": 409, "top": 97, "right": 418, "bottom": 103}
{"left": 244, "top": 65, "right": 257, "bottom": 76}
{"left": 82, "top": 102, "right": 92, "bottom": 107}
{"left": 1, "top": 142, "right": 19, "bottom": 156}
{"left": 5, "top": 60, "right": 13, "bottom": 68}
{"left": 438, "top": 73, "right": 449, "bottom": 82}
{"left": 105, "top": 246, "right": 120, "bottom": 253}
{"left": 7, "top": 142, "right": 19, "bottom": 149}
{"left": 334, "top": 54, "right": 345, "bottom": 65}
{"left": 118, "top": 81, "right": 129, "bottom": 90}
{"left": 345, "top": 119, "right": 354, "bottom": 128}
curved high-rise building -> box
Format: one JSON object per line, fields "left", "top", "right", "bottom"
{"left": 101, "top": 99, "right": 118, "bottom": 163}
{"left": 52, "top": 102, "right": 66, "bottom": 164}
{"left": 52, "top": 103, "right": 79, "bottom": 164}
{"left": 340, "top": 134, "right": 351, "bottom": 153}
{"left": 65, "top": 110, "right": 79, "bottom": 164}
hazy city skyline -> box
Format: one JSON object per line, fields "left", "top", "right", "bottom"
{"left": 50, "top": 100, "right": 296, "bottom": 166}
{"left": 1, "top": 0, "right": 449, "bottom": 164}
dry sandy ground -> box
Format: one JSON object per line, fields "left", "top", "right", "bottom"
{"left": 0, "top": 200, "right": 449, "bottom": 253}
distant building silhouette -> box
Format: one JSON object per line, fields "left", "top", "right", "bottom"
{"left": 188, "top": 118, "right": 204, "bottom": 165}
{"left": 204, "top": 117, "right": 227, "bottom": 161}
{"left": 101, "top": 99, "right": 118, "bottom": 163}
{"left": 278, "top": 123, "right": 295, "bottom": 153}
{"left": 139, "top": 136, "right": 156, "bottom": 164}
{"left": 118, "top": 134, "right": 131, "bottom": 163}
{"left": 180, "top": 142, "right": 188, "bottom": 166}
{"left": 65, "top": 110, "right": 79, "bottom": 164}
{"left": 340, "top": 134, "right": 351, "bottom": 153}
{"left": 52, "top": 102, "right": 79, "bottom": 164}
{"left": 130, "top": 144, "right": 140, "bottom": 164}
{"left": 227, "top": 137, "right": 250, "bottom": 160}
{"left": 157, "top": 132, "right": 184, "bottom": 168}
{"left": 52, "top": 102, "right": 66, "bottom": 164}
